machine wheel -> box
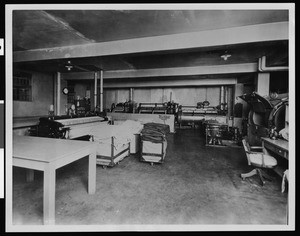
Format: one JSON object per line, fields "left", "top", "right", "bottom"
{"left": 150, "top": 162, "right": 154, "bottom": 166}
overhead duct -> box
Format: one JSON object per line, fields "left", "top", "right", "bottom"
{"left": 258, "top": 56, "right": 288, "bottom": 72}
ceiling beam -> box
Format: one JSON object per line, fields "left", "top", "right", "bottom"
{"left": 62, "top": 63, "right": 257, "bottom": 80}
{"left": 41, "top": 11, "right": 95, "bottom": 44}
{"left": 103, "top": 78, "right": 238, "bottom": 88}
{"left": 13, "top": 22, "right": 288, "bottom": 62}
{"left": 104, "top": 63, "right": 257, "bottom": 78}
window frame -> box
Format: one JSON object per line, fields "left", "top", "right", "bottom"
{"left": 13, "top": 72, "right": 32, "bottom": 102}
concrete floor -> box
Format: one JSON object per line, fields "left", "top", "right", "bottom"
{"left": 12, "top": 128, "right": 288, "bottom": 226}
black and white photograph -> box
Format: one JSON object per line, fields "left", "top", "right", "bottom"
{"left": 4, "top": 3, "right": 295, "bottom": 232}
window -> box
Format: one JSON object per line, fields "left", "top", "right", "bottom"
{"left": 270, "top": 71, "right": 289, "bottom": 94}
{"left": 13, "top": 72, "right": 32, "bottom": 101}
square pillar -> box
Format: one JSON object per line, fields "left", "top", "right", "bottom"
{"left": 256, "top": 72, "right": 270, "bottom": 96}
{"left": 233, "top": 83, "right": 244, "bottom": 131}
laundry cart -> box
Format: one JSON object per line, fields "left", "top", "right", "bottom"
{"left": 88, "top": 120, "right": 143, "bottom": 168}
{"left": 89, "top": 124, "right": 131, "bottom": 168}
{"left": 140, "top": 123, "right": 170, "bottom": 165}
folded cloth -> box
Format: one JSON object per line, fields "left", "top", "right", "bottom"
{"left": 141, "top": 135, "right": 166, "bottom": 143}
{"left": 141, "top": 123, "right": 169, "bottom": 143}
{"left": 143, "top": 122, "right": 170, "bottom": 135}
{"left": 279, "top": 127, "right": 289, "bottom": 141}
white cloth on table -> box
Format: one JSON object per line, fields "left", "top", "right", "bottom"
{"left": 90, "top": 120, "right": 144, "bottom": 150}
{"left": 279, "top": 127, "right": 289, "bottom": 141}
{"left": 113, "top": 120, "right": 144, "bottom": 136}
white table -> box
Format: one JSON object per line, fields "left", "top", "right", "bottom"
{"left": 261, "top": 137, "right": 288, "bottom": 177}
{"left": 261, "top": 137, "right": 288, "bottom": 160}
{"left": 13, "top": 135, "right": 97, "bottom": 225}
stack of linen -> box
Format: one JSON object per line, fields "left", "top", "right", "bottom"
{"left": 140, "top": 122, "right": 170, "bottom": 165}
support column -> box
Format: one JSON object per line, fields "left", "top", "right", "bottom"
{"left": 129, "top": 88, "right": 134, "bottom": 101}
{"left": 233, "top": 83, "right": 244, "bottom": 131}
{"left": 220, "top": 86, "right": 225, "bottom": 104}
{"left": 94, "top": 72, "right": 98, "bottom": 110}
{"left": 227, "top": 86, "right": 233, "bottom": 126}
{"left": 56, "top": 72, "right": 61, "bottom": 116}
{"left": 100, "top": 70, "right": 103, "bottom": 112}
{"left": 224, "top": 86, "right": 228, "bottom": 105}
{"left": 256, "top": 72, "right": 270, "bottom": 96}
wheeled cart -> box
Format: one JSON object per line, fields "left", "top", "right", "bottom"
{"left": 139, "top": 122, "right": 169, "bottom": 165}
{"left": 140, "top": 138, "right": 167, "bottom": 165}
{"left": 94, "top": 136, "right": 131, "bottom": 168}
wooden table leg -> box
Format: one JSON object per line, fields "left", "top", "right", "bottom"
{"left": 43, "top": 165, "right": 56, "bottom": 225}
{"left": 88, "top": 151, "right": 96, "bottom": 194}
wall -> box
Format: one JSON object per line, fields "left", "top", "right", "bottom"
{"left": 104, "top": 89, "right": 129, "bottom": 109}
{"left": 74, "top": 82, "right": 89, "bottom": 99}
{"left": 62, "top": 72, "right": 237, "bottom": 111}
{"left": 62, "top": 80, "right": 94, "bottom": 113}
{"left": 59, "top": 79, "right": 68, "bottom": 115}
{"left": 103, "top": 86, "right": 223, "bottom": 109}
{"left": 13, "top": 72, "right": 54, "bottom": 117}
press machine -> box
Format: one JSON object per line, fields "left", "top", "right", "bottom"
{"left": 29, "top": 115, "right": 106, "bottom": 140}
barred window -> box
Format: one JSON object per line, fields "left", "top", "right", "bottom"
{"left": 13, "top": 72, "right": 32, "bottom": 101}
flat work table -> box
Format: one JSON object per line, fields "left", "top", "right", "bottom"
{"left": 261, "top": 137, "right": 288, "bottom": 177}
{"left": 13, "top": 135, "right": 97, "bottom": 225}
{"left": 261, "top": 137, "right": 288, "bottom": 160}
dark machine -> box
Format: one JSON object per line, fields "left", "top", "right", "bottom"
{"left": 111, "top": 102, "right": 126, "bottom": 113}
{"left": 166, "top": 101, "right": 179, "bottom": 115}
{"left": 29, "top": 115, "right": 105, "bottom": 140}
{"left": 29, "top": 116, "right": 71, "bottom": 139}
{"left": 239, "top": 92, "right": 288, "bottom": 145}
{"left": 137, "top": 103, "right": 168, "bottom": 114}
{"left": 74, "top": 98, "right": 91, "bottom": 116}
{"left": 111, "top": 100, "right": 136, "bottom": 113}
{"left": 204, "top": 121, "right": 240, "bottom": 146}
{"left": 205, "top": 122, "right": 228, "bottom": 146}
{"left": 177, "top": 101, "right": 222, "bottom": 127}
{"left": 29, "top": 116, "right": 69, "bottom": 139}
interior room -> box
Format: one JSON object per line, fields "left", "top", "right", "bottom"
{"left": 7, "top": 5, "right": 294, "bottom": 230}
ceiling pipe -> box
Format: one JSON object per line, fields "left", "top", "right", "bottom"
{"left": 56, "top": 72, "right": 61, "bottom": 116}
{"left": 94, "top": 72, "right": 98, "bottom": 110}
{"left": 258, "top": 55, "right": 288, "bottom": 72}
{"left": 99, "top": 70, "right": 103, "bottom": 113}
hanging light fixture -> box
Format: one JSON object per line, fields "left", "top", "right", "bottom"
{"left": 220, "top": 51, "right": 231, "bottom": 61}
{"left": 65, "top": 61, "right": 73, "bottom": 71}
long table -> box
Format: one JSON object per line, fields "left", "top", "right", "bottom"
{"left": 261, "top": 137, "right": 288, "bottom": 177}
{"left": 13, "top": 135, "right": 97, "bottom": 225}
